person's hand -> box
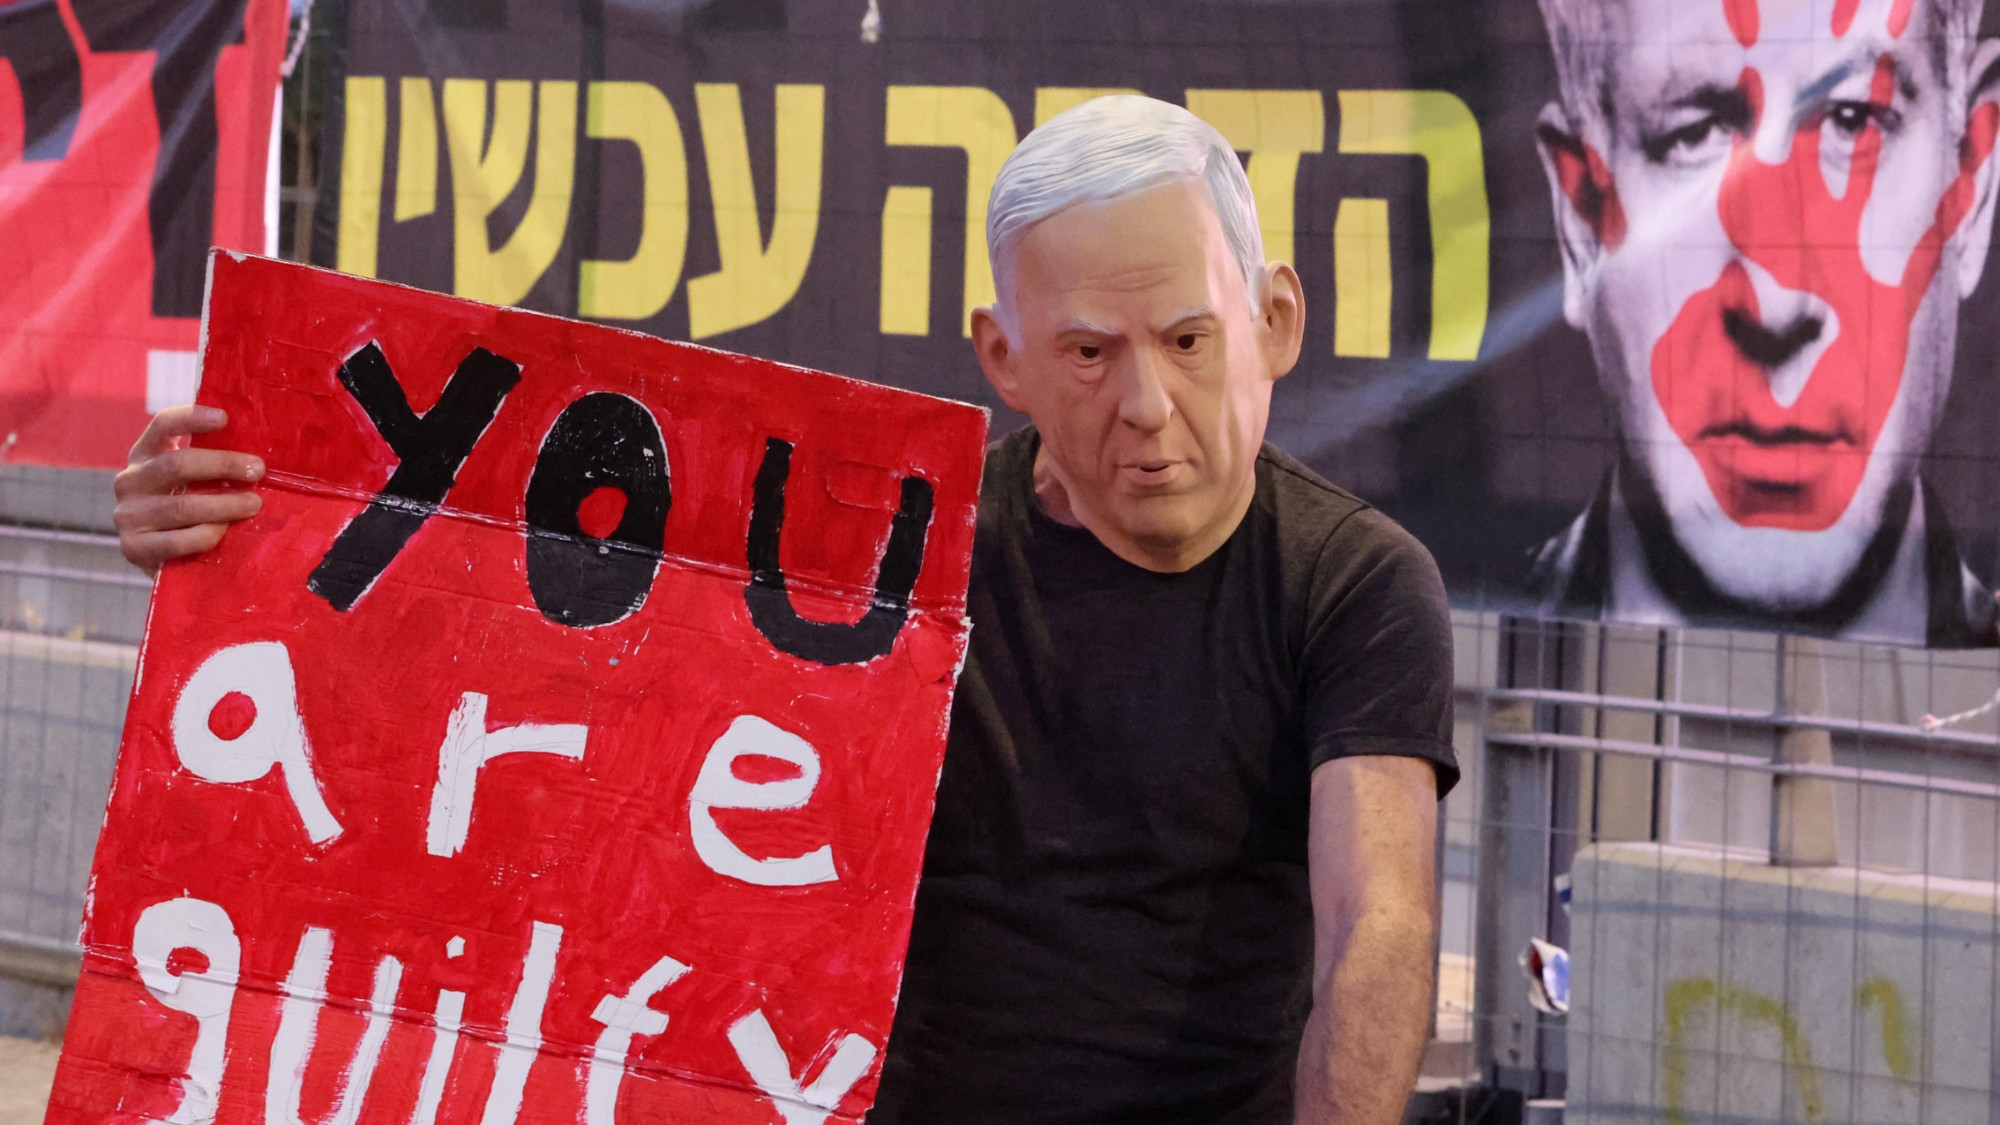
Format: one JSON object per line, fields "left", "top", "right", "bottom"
{"left": 113, "top": 406, "right": 264, "bottom": 576}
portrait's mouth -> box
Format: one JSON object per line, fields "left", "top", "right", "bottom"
{"left": 1685, "top": 419, "right": 1860, "bottom": 525}
{"left": 1696, "top": 419, "right": 1853, "bottom": 455}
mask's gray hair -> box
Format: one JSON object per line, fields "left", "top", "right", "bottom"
{"left": 986, "top": 95, "right": 1264, "bottom": 335}
{"left": 1538, "top": 0, "right": 1986, "bottom": 137}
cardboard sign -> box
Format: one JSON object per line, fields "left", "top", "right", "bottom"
{"left": 47, "top": 254, "right": 988, "bottom": 1124}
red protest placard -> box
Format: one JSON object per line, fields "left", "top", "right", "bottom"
{"left": 47, "top": 253, "right": 987, "bottom": 1124}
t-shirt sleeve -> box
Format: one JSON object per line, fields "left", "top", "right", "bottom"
{"left": 1301, "top": 509, "right": 1459, "bottom": 798}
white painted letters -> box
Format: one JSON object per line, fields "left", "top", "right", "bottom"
{"left": 726, "top": 1009, "right": 877, "bottom": 1125}
{"left": 266, "top": 927, "right": 402, "bottom": 1125}
{"left": 133, "top": 897, "right": 240, "bottom": 1125}
{"left": 688, "top": 715, "right": 836, "bottom": 886}
{"left": 407, "top": 987, "right": 464, "bottom": 1125}
{"left": 171, "top": 641, "right": 342, "bottom": 844}
{"left": 584, "top": 953, "right": 693, "bottom": 1124}
{"left": 479, "top": 919, "right": 564, "bottom": 1125}
{"left": 427, "top": 692, "right": 589, "bottom": 857}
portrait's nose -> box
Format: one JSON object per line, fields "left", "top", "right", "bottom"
{"left": 1722, "top": 302, "right": 1822, "bottom": 370}
{"left": 1116, "top": 348, "right": 1174, "bottom": 435}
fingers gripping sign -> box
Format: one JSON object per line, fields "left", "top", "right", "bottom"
{"left": 170, "top": 642, "right": 342, "bottom": 844}
{"left": 115, "top": 405, "right": 265, "bottom": 575}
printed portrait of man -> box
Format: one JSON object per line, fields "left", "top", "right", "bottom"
{"left": 1528, "top": 0, "right": 2000, "bottom": 644}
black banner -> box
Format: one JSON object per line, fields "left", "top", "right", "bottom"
{"left": 313, "top": 0, "right": 2000, "bottom": 647}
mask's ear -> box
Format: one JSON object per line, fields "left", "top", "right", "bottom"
{"left": 1955, "top": 39, "right": 2000, "bottom": 298}
{"left": 1535, "top": 103, "right": 1623, "bottom": 329}
{"left": 970, "top": 306, "right": 1028, "bottom": 412}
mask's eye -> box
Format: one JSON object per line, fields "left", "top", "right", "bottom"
{"left": 1077, "top": 344, "right": 1101, "bottom": 360}
{"left": 1175, "top": 333, "right": 1198, "bottom": 351}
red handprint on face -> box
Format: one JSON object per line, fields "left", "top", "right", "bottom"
{"left": 1651, "top": 48, "right": 1997, "bottom": 531}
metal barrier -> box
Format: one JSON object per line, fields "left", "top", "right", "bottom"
{"left": 1442, "top": 614, "right": 2000, "bottom": 1121}
{"left": 0, "top": 467, "right": 141, "bottom": 1040}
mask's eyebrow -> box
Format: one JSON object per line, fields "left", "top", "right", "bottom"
{"left": 1053, "top": 318, "right": 1118, "bottom": 340}
{"left": 1156, "top": 306, "right": 1216, "bottom": 335}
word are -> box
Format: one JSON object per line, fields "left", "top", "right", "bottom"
{"left": 175, "top": 639, "right": 837, "bottom": 885}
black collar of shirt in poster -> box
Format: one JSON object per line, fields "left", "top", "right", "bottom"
{"left": 872, "top": 426, "right": 1458, "bottom": 1125}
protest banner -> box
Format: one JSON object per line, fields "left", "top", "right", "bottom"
{"left": 298, "top": 0, "right": 2000, "bottom": 645}
{"left": 45, "top": 251, "right": 988, "bottom": 1123}
{"left": 0, "top": 0, "right": 287, "bottom": 468}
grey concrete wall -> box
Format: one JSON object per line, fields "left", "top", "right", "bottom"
{"left": 1569, "top": 841, "right": 1999, "bottom": 1125}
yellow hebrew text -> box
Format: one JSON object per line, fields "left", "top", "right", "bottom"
{"left": 1034, "top": 87, "right": 1143, "bottom": 127}
{"left": 579, "top": 81, "right": 689, "bottom": 322}
{"left": 337, "top": 76, "right": 386, "bottom": 278}
{"left": 444, "top": 79, "right": 577, "bottom": 307}
{"left": 1337, "top": 90, "right": 1488, "bottom": 361}
{"left": 685, "top": 84, "right": 825, "bottom": 340}
{"left": 1334, "top": 198, "right": 1392, "bottom": 358}
{"left": 1184, "top": 89, "right": 1325, "bottom": 270}
{"left": 880, "top": 185, "right": 933, "bottom": 336}
{"left": 884, "top": 86, "right": 1019, "bottom": 336}
{"left": 395, "top": 77, "right": 437, "bottom": 221}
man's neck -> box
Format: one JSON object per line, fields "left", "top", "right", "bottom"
{"left": 1030, "top": 443, "right": 1255, "bottom": 574}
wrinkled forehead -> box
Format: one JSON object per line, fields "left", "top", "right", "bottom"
{"left": 1565, "top": 0, "right": 1959, "bottom": 123}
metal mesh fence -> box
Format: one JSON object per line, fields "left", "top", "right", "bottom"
{"left": 0, "top": 466, "right": 143, "bottom": 1040}
{"left": 1435, "top": 613, "right": 2000, "bottom": 1123}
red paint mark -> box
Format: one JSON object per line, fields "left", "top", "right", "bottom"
{"left": 206, "top": 691, "right": 256, "bottom": 741}
{"left": 1888, "top": 0, "right": 1917, "bottom": 37}
{"left": 1651, "top": 60, "right": 2000, "bottom": 529}
{"left": 1546, "top": 134, "right": 1628, "bottom": 250}
{"left": 1832, "top": 0, "right": 1860, "bottom": 36}
{"left": 576, "top": 485, "right": 627, "bottom": 539}
{"left": 1726, "top": 0, "right": 1761, "bottom": 47}
{"left": 163, "top": 948, "right": 209, "bottom": 977}
{"left": 731, "top": 754, "right": 805, "bottom": 784}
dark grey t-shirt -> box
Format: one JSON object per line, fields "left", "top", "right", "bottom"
{"left": 871, "top": 426, "right": 1458, "bottom": 1124}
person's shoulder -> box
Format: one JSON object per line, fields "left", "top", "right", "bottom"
{"left": 974, "top": 425, "right": 1038, "bottom": 532}
{"left": 1256, "top": 443, "right": 1423, "bottom": 560}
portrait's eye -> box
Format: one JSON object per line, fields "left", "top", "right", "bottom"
{"left": 1078, "top": 344, "right": 1101, "bottom": 361}
{"left": 1643, "top": 115, "right": 1735, "bottom": 167}
{"left": 1175, "top": 333, "right": 1198, "bottom": 351}
{"left": 1825, "top": 100, "right": 1891, "bottom": 138}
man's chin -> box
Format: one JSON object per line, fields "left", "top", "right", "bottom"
{"left": 1621, "top": 423, "right": 1920, "bottom": 619}
{"left": 1665, "top": 513, "right": 1878, "bottom": 612}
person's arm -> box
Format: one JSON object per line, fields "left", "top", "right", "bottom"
{"left": 114, "top": 405, "right": 264, "bottom": 575}
{"left": 1295, "top": 754, "right": 1438, "bottom": 1125}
